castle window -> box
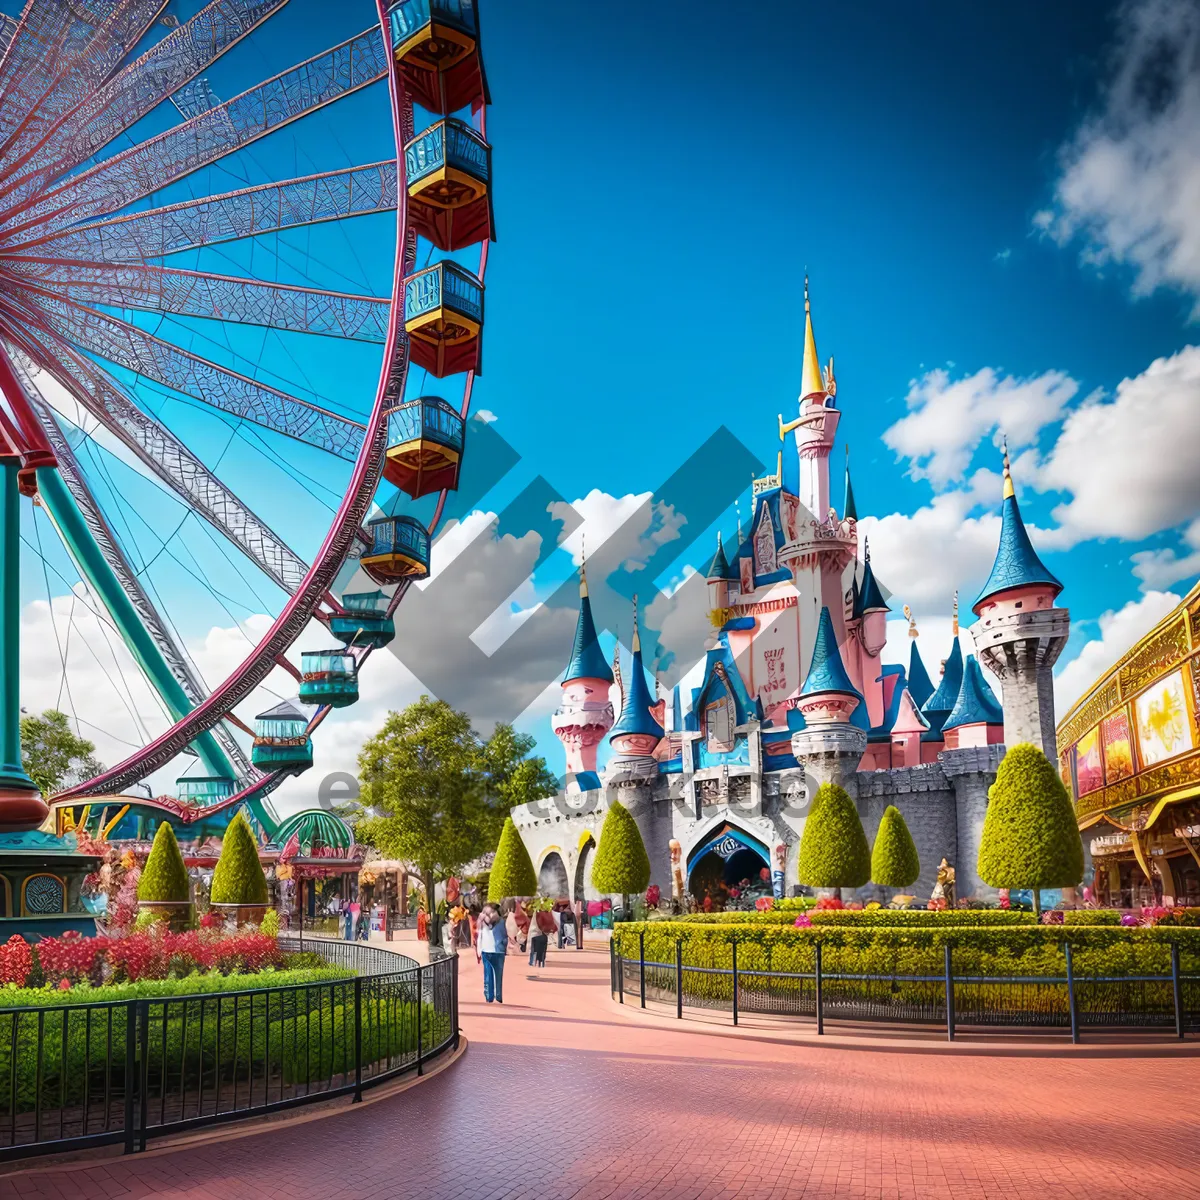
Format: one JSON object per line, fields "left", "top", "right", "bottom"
{"left": 705, "top": 685, "right": 735, "bottom": 752}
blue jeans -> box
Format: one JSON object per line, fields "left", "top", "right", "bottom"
{"left": 481, "top": 951, "right": 505, "bottom": 1002}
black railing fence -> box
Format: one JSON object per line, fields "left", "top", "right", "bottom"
{"left": 0, "top": 938, "right": 457, "bottom": 1163}
{"left": 611, "top": 940, "right": 1199, "bottom": 1042}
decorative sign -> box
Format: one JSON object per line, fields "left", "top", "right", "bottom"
{"left": 711, "top": 835, "right": 742, "bottom": 859}
{"left": 1076, "top": 726, "right": 1103, "bottom": 795}
{"left": 1090, "top": 833, "right": 1131, "bottom": 855}
{"left": 1135, "top": 669, "right": 1193, "bottom": 767}
{"left": 1101, "top": 711, "right": 1134, "bottom": 783}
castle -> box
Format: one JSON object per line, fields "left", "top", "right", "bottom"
{"left": 513, "top": 282, "right": 1070, "bottom": 905}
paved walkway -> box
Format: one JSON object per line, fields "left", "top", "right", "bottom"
{"left": 3, "top": 948, "right": 1199, "bottom": 1200}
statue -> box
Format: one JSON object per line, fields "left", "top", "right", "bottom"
{"left": 929, "top": 858, "right": 956, "bottom": 910}
{"left": 772, "top": 842, "right": 786, "bottom": 900}
{"left": 669, "top": 839, "right": 684, "bottom": 901}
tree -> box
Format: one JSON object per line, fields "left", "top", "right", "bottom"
{"left": 354, "top": 697, "right": 489, "bottom": 914}
{"left": 590, "top": 799, "right": 650, "bottom": 908}
{"left": 977, "top": 742, "right": 1083, "bottom": 915}
{"left": 137, "top": 823, "right": 190, "bottom": 902}
{"left": 488, "top": 816, "right": 536, "bottom": 901}
{"left": 19, "top": 710, "right": 103, "bottom": 795}
{"left": 871, "top": 805, "right": 920, "bottom": 892}
{"left": 211, "top": 812, "right": 268, "bottom": 905}
{"left": 798, "top": 782, "right": 871, "bottom": 890}
{"left": 477, "top": 722, "right": 557, "bottom": 829}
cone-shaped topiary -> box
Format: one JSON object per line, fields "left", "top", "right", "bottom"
{"left": 488, "top": 816, "right": 536, "bottom": 902}
{"left": 978, "top": 742, "right": 1083, "bottom": 891}
{"left": 137, "top": 822, "right": 190, "bottom": 902}
{"left": 798, "top": 782, "right": 871, "bottom": 888}
{"left": 211, "top": 812, "right": 268, "bottom": 905}
{"left": 590, "top": 799, "right": 651, "bottom": 897}
{"left": 871, "top": 805, "right": 920, "bottom": 889}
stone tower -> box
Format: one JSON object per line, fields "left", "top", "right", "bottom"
{"left": 970, "top": 445, "right": 1069, "bottom": 758}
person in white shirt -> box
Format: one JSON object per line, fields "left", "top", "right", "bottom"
{"left": 475, "top": 903, "right": 509, "bottom": 1003}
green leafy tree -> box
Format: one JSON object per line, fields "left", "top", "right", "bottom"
{"left": 355, "top": 697, "right": 489, "bottom": 911}
{"left": 978, "top": 742, "right": 1084, "bottom": 915}
{"left": 590, "top": 799, "right": 650, "bottom": 908}
{"left": 477, "top": 722, "right": 557, "bottom": 830}
{"left": 19, "top": 710, "right": 103, "bottom": 795}
{"left": 871, "top": 805, "right": 920, "bottom": 891}
{"left": 137, "top": 823, "right": 190, "bottom": 903}
{"left": 798, "top": 782, "right": 871, "bottom": 890}
{"left": 211, "top": 812, "right": 268, "bottom": 905}
{"left": 487, "top": 816, "right": 536, "bottom": 901}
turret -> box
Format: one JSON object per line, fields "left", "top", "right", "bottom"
{"left": 705, "top": 530, "right": 733, "bottom": 611}
{"left": 857, "top": 537, "right": 889, "bottom": 656}
{"left": 904, "top": 605, "right": 935, "bottom": 708}
{"left": 607, "top": 597, "right": 664, "bottom": 783}
{"left": 942, "top": 655, "right": 1005, "bottom": 750}
{"left": 790, "top": 606, "right": 866, "bottom": 787}
{"left": 920, "top": 608, "right": 963, "bottom": 747}
{"left": 970, "top": 443, "right": 1069, "bottom": 757}
{"left": 551, "top": 560, "right": 614, "bottom": 789}
{"left": 843, "top": 447, "right": 858, "bottom": 523}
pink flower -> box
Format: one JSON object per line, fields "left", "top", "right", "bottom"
{"left": 57, "top": 979, "right": 71, "bottom": 990}
{"left": 793, "top": 914, "right": 812, "bottom": 928}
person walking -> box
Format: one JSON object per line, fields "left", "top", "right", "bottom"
{"left": 529, "top": 905, "right": 555, "bottom": 968}
{"left": 476, "top": 903, "right": 509, "bottom": 1003}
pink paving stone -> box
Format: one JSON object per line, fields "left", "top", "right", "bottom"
{"left": 0, "top": 949, "right": 1198, "bottom": 1199}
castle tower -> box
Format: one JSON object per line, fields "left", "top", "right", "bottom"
{"left": 551, "top": 560, "right": 614, "bottom": 790}
{"left": 705, "top": 531, "right": 733, "bottom": 612}
{"left": 970, "top": 445, "right": 1069, "bottom": 758}
{"left": 942, "top": 654, "right": 1005, "bottom": 750}
{"left": 607, "top": 597, "right": 664, "bottom": 784}
{"left": 790, "top": 605, "right": 867, "bottom": 789}
{"left": 856, "top": 537, "right": 890, "bottom": 727}
{"left": 905, "top": 606, "right": 936, "bottom": 708}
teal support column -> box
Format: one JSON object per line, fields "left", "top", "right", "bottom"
{"left": 0, "top": 459, "right": 38, "bottom": 794}
{"left": 35, "top": 467, "right": 235, "bottom": 782}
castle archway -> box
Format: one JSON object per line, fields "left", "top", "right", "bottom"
{"left": 574, "top": 834, "right": 595, "bottom": 901}
{"left": 686, "top": 823, "right": 771, "bottom": 901}
{"left": 538, "top": 850, "right": 569, "bottom": 898}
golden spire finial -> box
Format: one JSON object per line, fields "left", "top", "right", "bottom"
{"left": 631, "top": 593, "right": 641, "bottom": 653}
{"left": 952, "top": 589, "right": 960, "bottom": 637}
{"left": 800, "top": 273, "right": 823, "bottom": 403}
{"left": 1001, "top": 436, "right": 1014, "bottom": 500}
{"left": 904, "top": 604, "right": 918, "bottom": 638}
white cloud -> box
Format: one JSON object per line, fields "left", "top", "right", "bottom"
{"left": 994, "top": 248, "right": 1012, "bottom": 263}
{"left": 1037, "top": 345, "right": 1200, "bottom": 542}
{"left": 882, "top": 366, "right": 1079, "bottom": 487}
{"left": 474, "top": 409, "right": 498, "bottom": 424}
{"left": 1130, "top": 517, "right": 1200, "bottom": 590}
{"left": 1038, "top": 0, "right": 1200, "bottom": 312}
{"left": 1054, "top": 589, "right": 1184, "bottom": 713}
{"left": 882, "top": 615, "right": 1003, "bottom": 698}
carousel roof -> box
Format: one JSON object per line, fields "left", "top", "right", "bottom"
{"left": 274, "top": 808, "right": 355, "bottom": 857}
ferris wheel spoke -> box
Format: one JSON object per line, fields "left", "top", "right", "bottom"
{"left": 0, "top": 26, "right": 389, "bottom": 242}
{"left": 0, "top": 0, "right": 166, "bottom": 153}
{"left": 7, "top": 323, "right": 310, "bottom": 594}
{"left": 27, "top": 294, "right": 367, "bottom": 459}
{"left": 12, "top": 260, "right": 390, "bottom": 342}
{"left": 0, "top": 0, "right": 291, "bottom": 215}
{"left": 11, "top": 351, "right": 255, "bottom": 783}
{"left": 6, "top": 162, "right": 398, "bottom": 261}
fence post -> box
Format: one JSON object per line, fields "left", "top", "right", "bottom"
{"left": 675, "top": 940, "right": 683, "bottom": 1019}
{"left": 1172, "top": 943, "right": 1184, "bottom": 1040}
{"left": 732, "top": 940, "right": 739, "bottom": 1027}
{"left": 137, "top": 999, "right": 149, "bottom": 1152}
{"left": 617, "top": 943, "right": 624, "bottom": 1004}
{"left": 353, "top": 976, "right": 363, "bottom": 1102}
{"left": 416, "top": 967, "right": 424, "bottom": 1077}
{"left": 944, "top": 944, "right": 955, "bottom": 1042}
{"left": 453, "top": 951, "right": 461, "bottom": 1051}
{"left": 815, "top": 942, "right": 824, "bottom": 1036}
{"left": 123, "top": 1000, "right": 137, "bottom": 1155}
{"left": 1065, "top": 942, "right": 1079, "bottom": 1045}
{"left": 639, "top": 931, "right": 646, "bottom": 1009}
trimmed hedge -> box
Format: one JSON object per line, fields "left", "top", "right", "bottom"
{"left": 488, "top": 816, "right": 536, "bottom": 901}
{"left": 1064, "top": 910, "right": 1122, "bottom": 925}
{"left": 211, "top": 812, "right": 269, "bottom": 905}
{"left": 978, "top": 743, "right": 1083, "bottom": 890}
{"left": 137, "top": 823, "right": 190, "bottom": 903}
{"left": 798, "top": 783, "right": 870, "bottom": 888}
{"left": 676, "top": 909, "right": 1039, "bottom": 927}
{"left": 591, "top": 799, "right": 650, "bottom": 896}
{"left": 871, "top": 806, "right": 920, "bottom": 889}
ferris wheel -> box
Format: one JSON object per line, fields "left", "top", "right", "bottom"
{"left": 0, "top": 0, "right": 493, "bottom": 840}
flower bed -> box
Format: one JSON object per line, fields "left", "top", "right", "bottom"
{"left": 675, "top": 909, "right": 1039, "bottom": 927}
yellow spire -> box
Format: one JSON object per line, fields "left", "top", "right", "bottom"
{"left": 800, "top": 274, "right": 824, "bottom": 402}
{"left": 1001, "top": 436, "right": 1015, "bottom": 500}
{"left": 631, "top": 593, "right": 641, "bottom": 653}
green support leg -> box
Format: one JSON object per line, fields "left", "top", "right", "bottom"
{"left": 35, "top": 467, "right": 235, "bottom": 783}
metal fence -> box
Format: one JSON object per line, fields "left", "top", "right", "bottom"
{"left": 611, "top": 938, "right": 1200, "bottom": 1042}
{"left": 0, "top": 938, "right": 458, "bottom": 1163}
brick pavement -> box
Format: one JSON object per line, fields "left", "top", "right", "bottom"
{"left": 2, "top": 947, "right": 1199, "bottom": 1200}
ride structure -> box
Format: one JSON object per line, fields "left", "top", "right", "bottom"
{"left": 0, "top": 0, "right": 495, "bottom": 868}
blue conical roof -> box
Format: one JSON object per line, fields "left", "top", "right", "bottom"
{"left": 611, "top": 645, "right": 664, "bottom": 739}
{"left": 907, "top": 641, "right": 935, "bottom": 708}
{"left": 706, "top": 533, "right": 730, "bottom": 581}
{"left": 801, "top": 607, "right": 857, "bottom": 697}
{"left": 920, "top": 635, "right": 963, "bottom": 739}
{"left": 564, "top": 584, "right": 612, "bottom": 684}
{"left": 974, "top": 487, "right": 1062, "bottom": 610}
{"left": 844, "top": 460, "right": 858, "bottom": 521}
{"left": 944, "top": 654, "right": 1004, "bottom": 731}
{"left": 859, "top": 557, "right": 889, "bottom": 613}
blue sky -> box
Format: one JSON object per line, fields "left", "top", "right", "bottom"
{"left": 10, "top": 0, "right": 1200, "bottom": 799}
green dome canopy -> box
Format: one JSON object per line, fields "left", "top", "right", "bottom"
{"left": 274, "top": 808, "right": 355, "bottom": 857}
